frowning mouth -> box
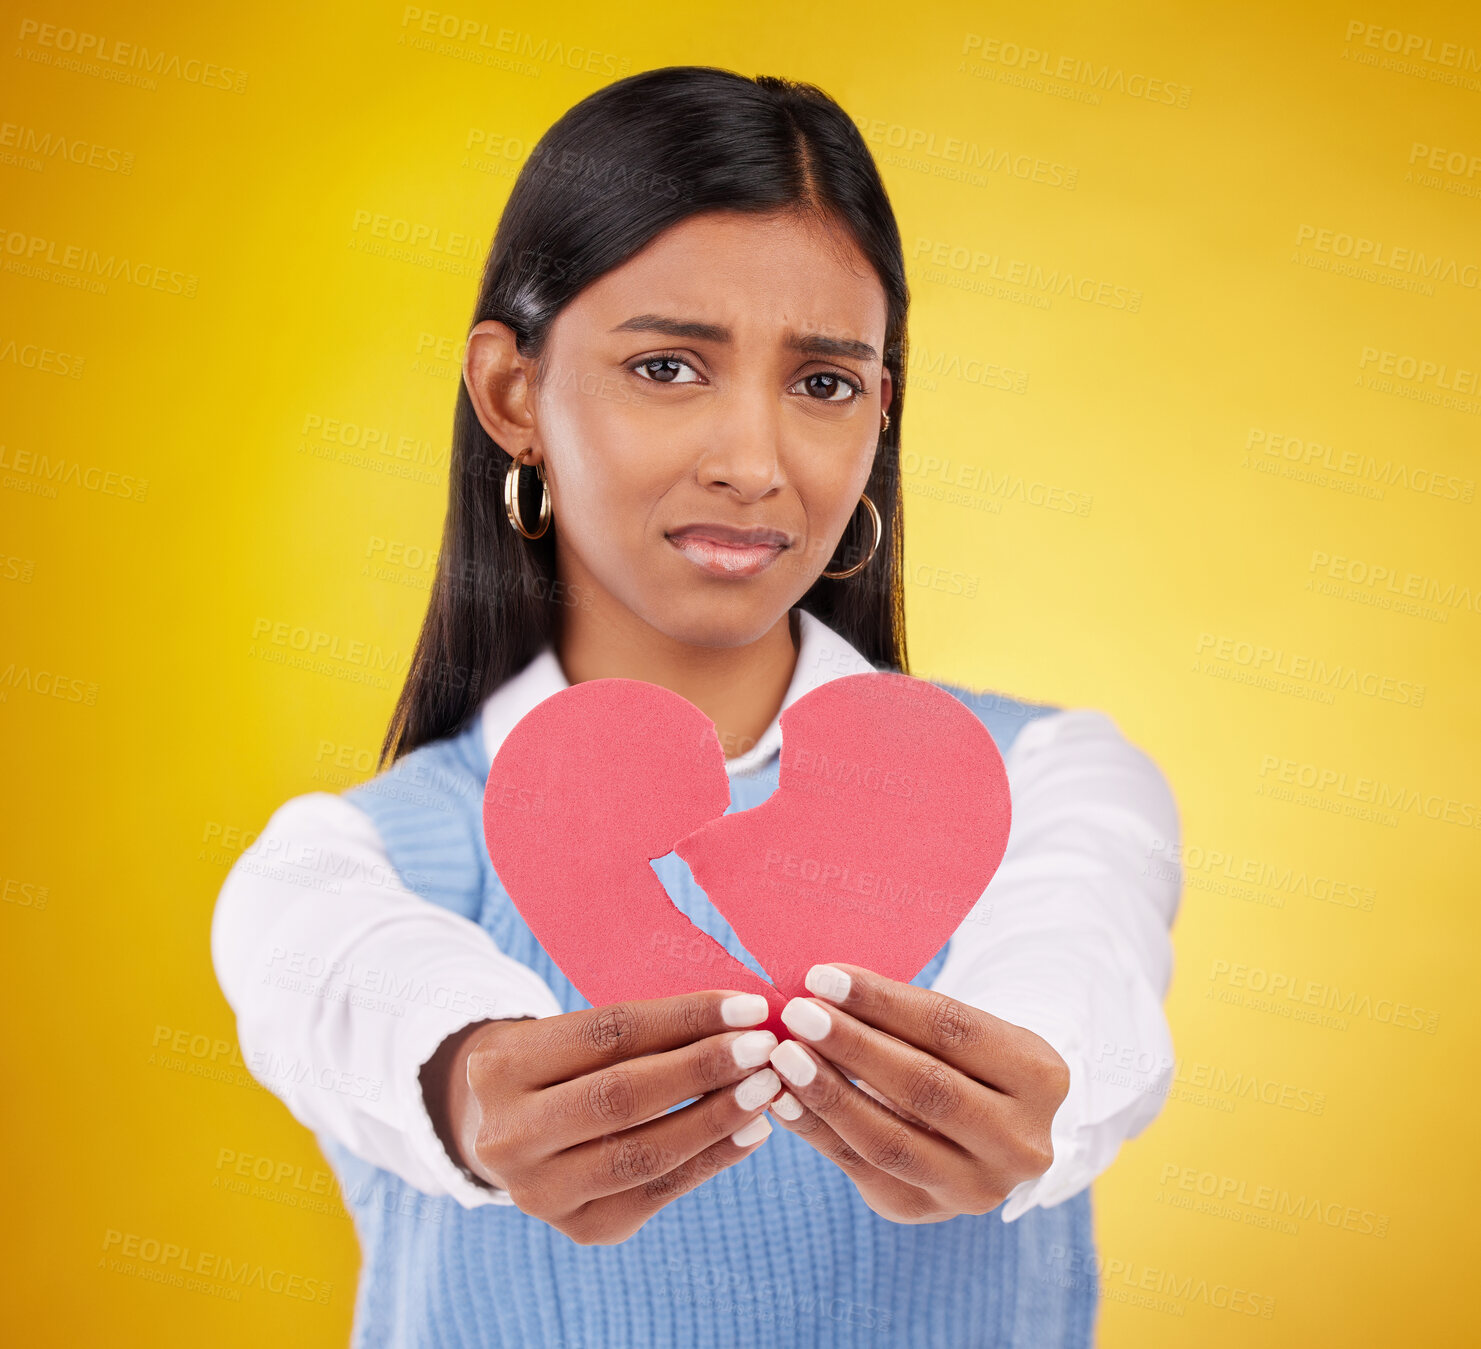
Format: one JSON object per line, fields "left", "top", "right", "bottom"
{"left": 665, "top": 523, "right": 792, "bottom": 579}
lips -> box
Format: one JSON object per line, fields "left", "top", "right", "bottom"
{"left": 666, "top": 523, "right": 791, "bottom": 578}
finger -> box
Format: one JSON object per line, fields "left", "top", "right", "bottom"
{"left": 856, "top": 1077, "right": 930, "bottom": 1127}
{"left": 767, "top": 1038, "right": 972, "bottom": 1193}
{"left": 548, "top": 1066, "right": 783, "bottom": 1207}
{"left": 801, "top": 963, "right": 1054, "bottom": 1095}
{"left": 571, "top": 1110, "right": 776, "bottom": 1244}
{"left": 526, "top": 989, "right": 773, "bottom": 1087}
{"left": 779, "top": 995, "right": 1005, "bottom": 1146}
{"left": 764, "top": 1091, "right": 927, "bottom": 1210}
{"left": 534, "top": 1026, "right": 780, "bottom": 1150}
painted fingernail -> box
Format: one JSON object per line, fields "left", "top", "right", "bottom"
{"left": 731, "top": 1115, "right": 772, "bottom": 1147}
{"left": 770, "top": 1092, "right": 803, "bottom": 1121}
{"left": 769, "top": 1040, "right": 816, "bottom": 1088}
{"left": 720, "top": 993, "right": 770, "bottom": 1026}
{"left": 734, "top": 1067, "right": 781, "bottom": 1111}
{"left": 805, "top": 964, "right": 851, "bottom": 1003}
{"left": 731, "top": 1030, "right": 778, "bottom": 1069}
{"left": 781, "top": 997, "right": 831, "bottom": 1042}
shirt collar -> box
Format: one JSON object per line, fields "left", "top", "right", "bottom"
{"left": 477, "top": 607, "right": 878, "bottom": 777}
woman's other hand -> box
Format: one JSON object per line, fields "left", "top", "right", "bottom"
{"left": 422, "top": 991, "right": 782, "bottom": 1245}
{"left": 761, "top": 963, "right": 1070, "bottom": 1224}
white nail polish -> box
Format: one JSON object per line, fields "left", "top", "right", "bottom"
{"left": 720, "top": 993, "right": 770, "bottom": 1027}
{"left": 770, "top": 1040, "right": 816, "bottom": 1087}
{"left": 805, "top": 964, "right": 851, "bottom": 1003}
{"left": 734, "top": 1067, "right": 781, "bottom": 1111}
{"left": 781, "top": 997, "right": 831, "bottom": 1042}
{"left": 731, "top": 1115, "right": 772, "bottom": 1147}
{"left": 770, "top": 1092, "right": 803, "bottom": 1121}
{"left": 731, "top": 1030, "right": 777, "bottom": 1069}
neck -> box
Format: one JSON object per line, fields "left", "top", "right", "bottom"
{"left": 554, "top": 595, "right": 799, "bottom": 762}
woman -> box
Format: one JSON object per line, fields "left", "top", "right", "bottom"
{"left": 213, "top": 65, "right": 1180, "bottom": 1348}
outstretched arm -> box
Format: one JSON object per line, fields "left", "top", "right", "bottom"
{"left": 210, "top": 792, "right": 565, "bottom": 1207}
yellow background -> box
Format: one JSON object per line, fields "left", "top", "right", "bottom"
{"left": 4, "top": 0, "right": 1477, "bottom": 1342}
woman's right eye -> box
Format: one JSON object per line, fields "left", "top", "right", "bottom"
{"left": 631, "top": 356, "right": 701, "bottom": 384}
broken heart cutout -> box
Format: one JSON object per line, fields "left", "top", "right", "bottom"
{"left": 482, "top": 673, "right": 1011, "bottom": 1041}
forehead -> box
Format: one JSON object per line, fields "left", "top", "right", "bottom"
{"left": 565, "top": 209, "right": 889, "bottom": 346}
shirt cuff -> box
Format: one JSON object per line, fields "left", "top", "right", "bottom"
{"left": 393, "top": 961, "right": 564, "bottom": 1209}
{"left": 986, "top": 998, "right": 1174, "bottom": 1222}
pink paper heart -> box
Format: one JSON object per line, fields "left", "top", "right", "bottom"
{"left": 482, "top": 673, "right": 1010, "bottom": 1040}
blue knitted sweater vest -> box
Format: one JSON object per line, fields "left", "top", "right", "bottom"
{"left": 327, "top": 679, "right": 1097, "bottom": 1348}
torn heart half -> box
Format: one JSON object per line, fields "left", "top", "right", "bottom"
{"left": 482, "top": 673, "right": 1010, "bottom": 1040}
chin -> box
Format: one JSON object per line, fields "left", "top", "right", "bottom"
{"left": 640, "top": 586, "right": 794, "bottom": 651}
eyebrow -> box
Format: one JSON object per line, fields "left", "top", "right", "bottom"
{"left": 610, "top": 314, "right": 878, "bottom": 362}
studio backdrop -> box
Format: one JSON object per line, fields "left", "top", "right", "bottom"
{"left": 2, "top": 1, "right": 1476, "bottom": 1345}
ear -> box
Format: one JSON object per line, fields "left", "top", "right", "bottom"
{"left": 880, "top": 366, "right": 894, "bottom": 424}
{"left": 463, "top": 320, "right": 540, "bottom": 459}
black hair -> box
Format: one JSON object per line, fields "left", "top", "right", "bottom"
{"left": 380, "top": 64, "right": 911, "bottom": 767}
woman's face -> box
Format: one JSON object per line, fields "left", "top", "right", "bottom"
{"left": 510, "top": 209, "right": 892, "bottom": 649}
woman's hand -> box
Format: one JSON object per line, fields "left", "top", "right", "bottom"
{"left": 761, "top": 963, "right": 1070, "bottom": 1224}
{"left": 423, "top": 991, "right": 784, "bottom": 1245}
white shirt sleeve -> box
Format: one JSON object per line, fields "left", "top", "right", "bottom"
{"left": 927, "top": 708, "right": 1182, "bottom": 1221}
{"left": 210, "top": 792, "right": 565, "bottom": 1209}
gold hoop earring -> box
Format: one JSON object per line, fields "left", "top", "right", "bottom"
{"left": 503, "top": 448, "right": 551, "bottom": 539}
{"left": 822, "top": 493, "right": 881, "bottom": 580}
{"left": 880, "top": 409, "right": 891, "bottom": 434}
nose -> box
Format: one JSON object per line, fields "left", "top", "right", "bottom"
{"left": 694, "top": 388, "right": 786, "bottom": 503}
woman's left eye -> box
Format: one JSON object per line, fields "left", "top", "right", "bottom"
{"left": 793, "top": 372, "right": 862, "bottom": 402}
{"left": 631, "top": 356, "right": 701, "bottom": 384}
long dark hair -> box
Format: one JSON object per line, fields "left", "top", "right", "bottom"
{"left": 380, "top": 65, "right": 912, "bottom": 767}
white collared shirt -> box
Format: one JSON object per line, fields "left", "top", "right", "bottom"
{"left": 212, "top": 608, "right": 1180, "bottom": 1219}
